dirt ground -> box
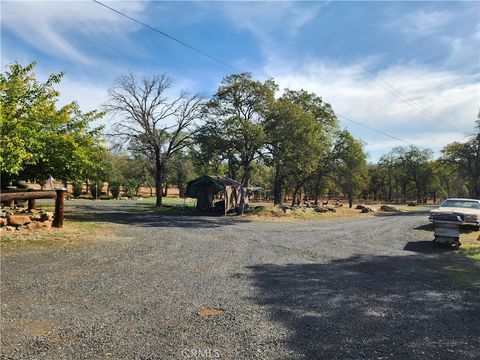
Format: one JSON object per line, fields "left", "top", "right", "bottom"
{"left": 1, "top": 200, "right": 479, "bottom": 359}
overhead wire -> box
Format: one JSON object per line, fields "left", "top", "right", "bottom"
{"left": 91, "top": 0, "right": 456, "bottom": 147}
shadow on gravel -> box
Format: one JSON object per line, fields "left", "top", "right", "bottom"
{"left": 403, "top": 240, "right": 453, "bottom": 254}
{"left": 414, "top": 223, "right": 434, "bottom": 231}
{"left": 247, "top": 254, "right": 480, "bottom": 359}
{"left": 65, "top": 204, "right": 249, "bottom": 228}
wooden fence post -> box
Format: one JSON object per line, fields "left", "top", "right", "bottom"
{"left": 28, "top": 199, "right": 36, "bottom": 211}
{"left": 53, "top": 189, "right": 66, "bottom": 228}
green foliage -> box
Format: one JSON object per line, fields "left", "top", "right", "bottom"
{"left": 72, "top": 181, "right": 83, "bottom": 198}
{"left": 166, "top": 152, "right": 196, "bottom": 197}
{"left": 124, "top": 179, "right": 137, "bottom": 198}
{"left": 99, "top": 195, "right": 113, "bottom": 200}
{"left": 0, "top": 62, "right": 105, "bottom": 184}
{"left": 334, "top": 130, "right": 369, "bottom": 207}
{"left": 109, "top": 180, "right": 121, "bottom": 199}
{"left": 196, "top": 73, "right": 277, "bottom": 186}
{"left": 441, "top": 119, "right": 480, "bottom": 198}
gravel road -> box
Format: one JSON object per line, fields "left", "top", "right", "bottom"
{"left": 1, "top": 201, "right": 479, "bottom": 359}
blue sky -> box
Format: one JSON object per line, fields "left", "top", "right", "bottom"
{"left": 2, "top": 0, "right": 479, "bottom": 161}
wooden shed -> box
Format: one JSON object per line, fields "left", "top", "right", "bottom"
{"left": 185, "top": 176, "right": 246, "bottom": 215}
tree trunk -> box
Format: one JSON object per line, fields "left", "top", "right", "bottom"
{"left": 291, "top": 185, "right": 302, "bottom": 207}
{"left": 163, "top": 183, "right": 168, "bottom": 197}
{"left": 348, "top": 193, "right": 353, "bottom": 208}
{"left": 273, "top": 169, "right": 283, "bottom": 205}
{"left": 155, "top": 157, "right": 165, "bottom": 207}
{"left": 313, "top": 178, "right": 320, "bottom": 205}
{"left": 242, "top": 163, "right": 251, "bottom": 188}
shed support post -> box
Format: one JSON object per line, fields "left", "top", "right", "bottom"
{"left": 53, "top": 189, "right": 66, "bottom": 228}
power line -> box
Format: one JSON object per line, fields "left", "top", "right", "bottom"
{"left": 371, "top": 76, "right": 461, "bottom": 131}
{"left": 336, "top": 113, "right": 413, "bottom": 146}
{"left": 301, "top": 35, "right": 461, "bottom": 132}
{"left": 91, "top": 0, "right": 435, "bottom": 147}
{"left": 92, "top": 0, "right": 237, "bottom": 71}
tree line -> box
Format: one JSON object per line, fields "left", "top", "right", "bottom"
{"left": 1, "top": 62, "right": 479, "bottom": 207}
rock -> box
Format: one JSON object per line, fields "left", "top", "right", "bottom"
{"left": 314, "top": 206, "right": 328, "bottom": 213}
{"left": 408, "top": 202, "right": 418, "bottom": 206}
{"left": 7, "top": 214, "right": 32, "bottom": 226}
{"left": 355, "top": 204, "right": 365, "bottom": 210}
{"left": 380, "top": 205, "right": 398, "bottom": 212}
{"left": 39, "top": 211, "right": 54, "bottom": 221}
{"left": 361, "top": 207, "right": 373, "bottom": 213}
{"left": 327, "top": 207, "right": 337, "bottom": 212}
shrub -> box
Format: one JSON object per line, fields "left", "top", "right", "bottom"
{"left": 124, "top": 179, "right": 137, "bottom": 198}
{"left": 109, "top": 180, "right": 121, "bottom": 199}
{"left": 99, "top": 195, "right": 113, "bottom": 200}
{"left": 72, "top": 181, "right": 83, "bottom": 198}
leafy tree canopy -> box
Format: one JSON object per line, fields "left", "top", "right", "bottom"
{"left": 0, "top": 62, "right": 105, "bottom": 185}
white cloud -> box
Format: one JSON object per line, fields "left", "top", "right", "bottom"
{"left": 219, "top": 2, "right": 325, "bottom": 43}
{"left": 444, "top": 24, "right": 480, "bottom": 72}
{"left": 393, "top": 10, "right": 452, "bottom": 37}
{"left": 262, "top": 57, "right": 478, "bottom": 159}
{"left": 1, "top": 0, "right": 147, "bottom": 63}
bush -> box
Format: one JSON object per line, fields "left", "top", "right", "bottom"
{"left": 72, "top": 181, "right": 83, "bottom": 198}
{"left": 89, "top": 183, "right": 101, "bottom": 199}
{"left": 124, "top": 179, "right": 137, "bottom": 198}
{"left": 109, "top": 180, "right": 121, "bottom": 199}
{"left": 99, "top": 195, "right": 113, "bottom": 200}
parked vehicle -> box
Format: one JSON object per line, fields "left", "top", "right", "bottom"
{"left": 429, "top": 198, "right": 480, "bottom": 229}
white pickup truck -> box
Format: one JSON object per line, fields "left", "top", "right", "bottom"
{"left": 429, "top": 198, "right": 480, "bottom": 229}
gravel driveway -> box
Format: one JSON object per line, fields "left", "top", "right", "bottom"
{"left": 1, "top": 201, "right": 479, "bottom": 359}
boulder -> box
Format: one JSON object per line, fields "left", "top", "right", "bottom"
{"left": 361, "top": 207, "right": 373, "bottom": 213}
{"left": 408, "top": 202, "right": 418, "bottom": 207}
{"left": 327, "top": 207, "right": 337, "bottom": 212}
{"left": 314, "top": 206, "right": 328, "bottom": 213}
{"left": 7, "top": 214, "right": 32, "bottom": 226}
{"left": 380, "top": 205, "right": 398, "bottom": 212}
{"left": 355, "top": 204, "right": 365, "bottom": 210}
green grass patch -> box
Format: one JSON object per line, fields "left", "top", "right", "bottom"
{"left": 442, "top": 265, "right": 480, "bottom": 288}
{"left": 459, "top": 244, "right": 480, "bottom": 262}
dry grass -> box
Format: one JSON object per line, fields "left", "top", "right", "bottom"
{"left": 242, "top": 203, "right": 421, "bottom": 222}
{"left": 198, "top": 307, "right": 225, "bottom": 318}
{"left": 0, "top": 219, "right": 112, "bottom": 249}
{"left": 459, "top": 229, "right": 480, "bottom": 262}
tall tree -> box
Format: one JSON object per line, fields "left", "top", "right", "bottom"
{"left": 281, "top": 90, "right": 338, "bottom": 204}
{"left": 334, "top": 130, "right": 368, "bottom": 208}
{"left": 106, "top": 73, "right": 204, "bottom": 206}
{"left": 264, "top": 97, "right": 325, "bottom": 205}
{"left": 442, "top": 116, "right": 480, "bottom": 198}
{"left": 200, "top": 73, "right": 276, "bottom": 186}
{"left": 0, "top": 62, "right": 105, "bottom": 186}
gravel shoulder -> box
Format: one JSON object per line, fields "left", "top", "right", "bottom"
{"left": 1, "top": 201, "right": 479, "bottom": 359}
